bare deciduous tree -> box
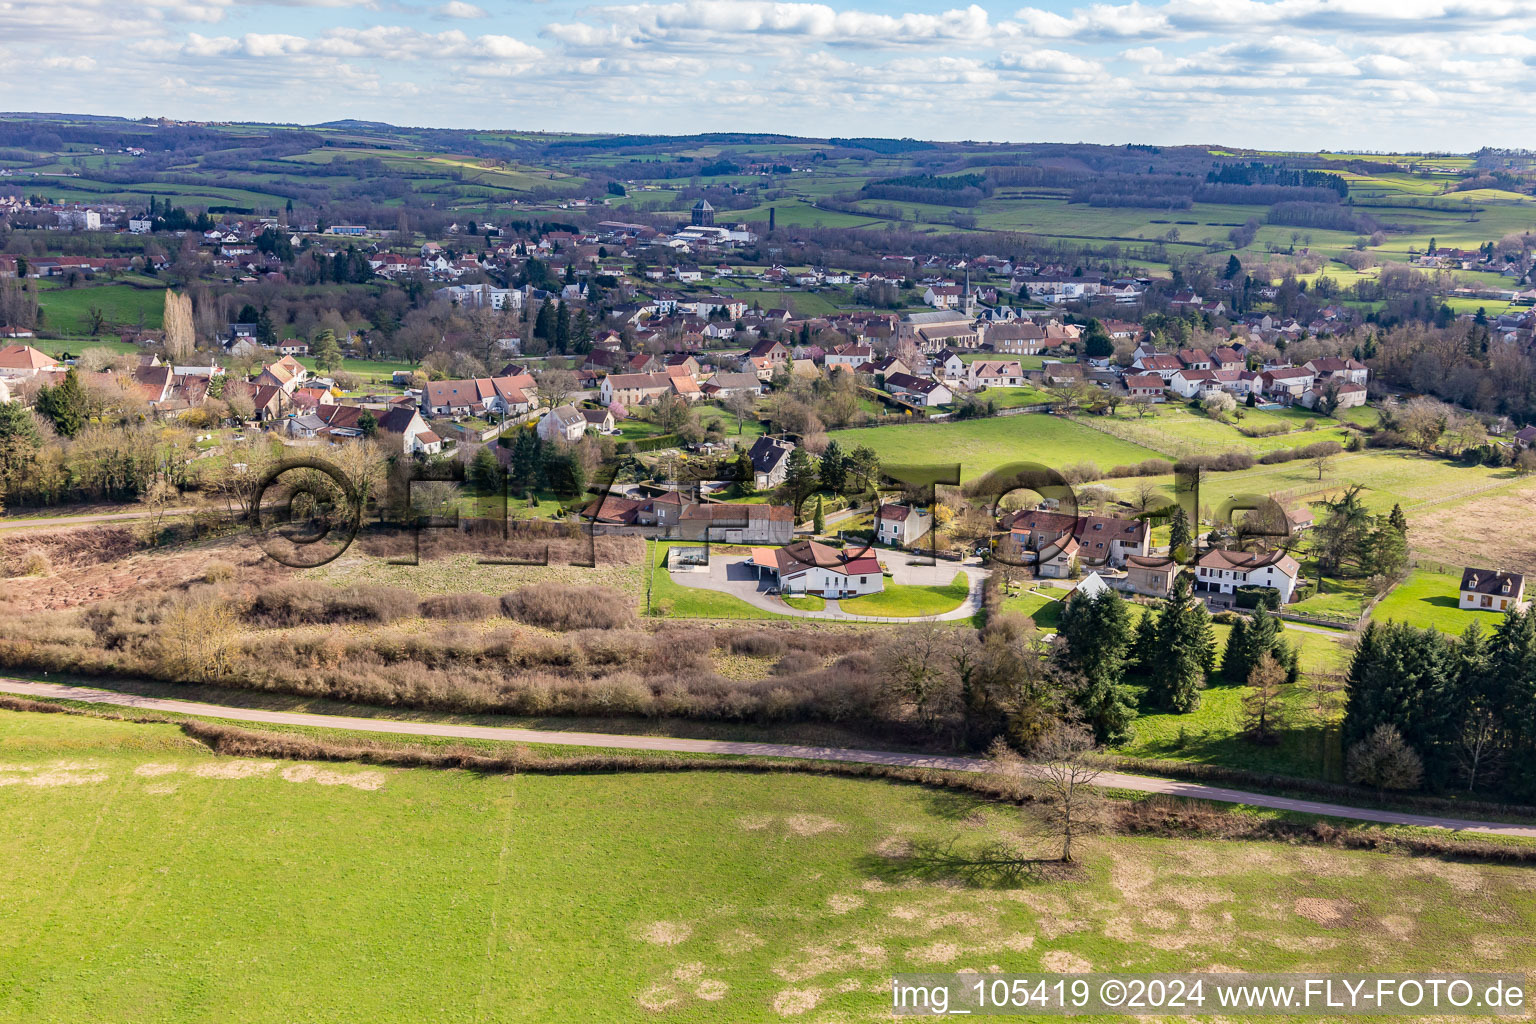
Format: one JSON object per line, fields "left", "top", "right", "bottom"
{"left": 1457, "top": 709, "right": 1503, "bottom": 793}
{"left": 992, "top": 723, "right": 1104, "bottom": 863}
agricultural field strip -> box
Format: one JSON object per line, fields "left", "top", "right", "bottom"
{"left": 3, "top": 679, "right": 1533, "bottom": 839}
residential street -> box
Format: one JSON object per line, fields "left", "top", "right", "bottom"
{"left": 3, "top": 678, "right": 1531, "bottom": 840}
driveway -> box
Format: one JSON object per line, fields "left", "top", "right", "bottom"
{"left": 3, "top": 678, "right": 1533, "bottom": 839}
{"left": 669, "top": 550, "right": 989, "bottom": 622}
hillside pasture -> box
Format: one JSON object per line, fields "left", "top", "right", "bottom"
{"left": 34, "top": 281, "right": 165, "bottom": 337}
{"left": 3, "top": 709, "right": 1535, "bottom": 1023}
{"left": 834, "top": 414, "right": 1161, "bottom": 481}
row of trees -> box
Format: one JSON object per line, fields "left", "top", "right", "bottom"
{"left": 1345, "top": 612, "right": 1536, "bottom": 797}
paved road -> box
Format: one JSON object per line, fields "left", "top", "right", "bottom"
{"left": 3, "top": 678, "right": 1533, "bottom": 839}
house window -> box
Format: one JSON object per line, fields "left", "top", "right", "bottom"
{"left": 860, "top": 577, "right": 867, "bottom": 584}
{"left": 1500, "top": 600, "right": 1508, "bottom": 610}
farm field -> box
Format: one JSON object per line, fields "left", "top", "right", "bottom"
{"left": 1405, "top": 476, "right": 1536, "bottom": 575}
{"left": 1088, "top": 404, "right": 1354, "bottom": 457}
{"left": 1112, "top": 449, "right": 1525, "bottom": 522}
{"left": 835, "top": 414, "right": 1161, "bottom": 480}
{"left": 4, "top": 709, "right": 1536, "bottom": 1024}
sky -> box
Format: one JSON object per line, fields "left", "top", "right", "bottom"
{"left": 3, "top": 0, "right": 1535, "bottom": 150}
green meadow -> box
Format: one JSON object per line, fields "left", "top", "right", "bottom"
{"left": 835, "top": 415, "right": 1160, "bottom": 481}
{"left": 3, "top": 710, "right": 1534, "bottom": 1023}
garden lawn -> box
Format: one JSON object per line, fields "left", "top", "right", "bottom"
{"left": 3, "top": 710, "right": 1535, "bottom": 1024}
{"left": 838, "top": 571, "right": 969, "bottom": 617}
{"left": 1372, "top": 568, "right": 1514, "bottom": 633}
{"left": 1287, "top": 570, "right": 1371, "bottom": 623}
{"left": 834, "top": 414, "right": 1159, "bottom": 481}
{"left": 648, "top": 542, "right": 788, "bottom": 619}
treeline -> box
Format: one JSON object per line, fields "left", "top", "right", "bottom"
{"left": 1267, "top": 201, "right": 1385, "bottom": 233}
{"left": 829, "top": 137, "right": 936, "bottom": 154}
{"left": 1196, "top": 183, "right": 1344, "bottom": 206}
{"left": 1207, "top": 162, "right": 1349, "bottom": 196}
{"left": 862, "top": 173, "right": 991, "bottom": 207}
{"left": 1345, "top": 613, "right": 1536, "bottom": 798}
{"left": 1070, "top": 177, "right": 1348, "bottom": 210}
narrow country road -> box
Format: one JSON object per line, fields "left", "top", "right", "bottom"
{"left": 0, "top": 508, "right": 203, "bottom": 530}
{"left": 2, "top": 678, "right": 1532, "bottom": 840}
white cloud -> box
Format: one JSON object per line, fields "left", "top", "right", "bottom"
{"left": 545, "top": 1, "right": 999, "bottom": 51}
{"left": 434, "top": 1, "right": 487, "bottom": 18}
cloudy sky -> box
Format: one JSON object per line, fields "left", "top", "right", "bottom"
{"left": 3, "top": 0, "right": 1534, "bottom": 149}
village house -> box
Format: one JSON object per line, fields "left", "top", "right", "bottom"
{"left": 748, "top": 436, "right": 795, "bottom": 489}
{"left": 875, "top": 503, "right": 933, "bottom": 547}
{"left": 1117, "top": 555, "right": 1178, "bottom": 598}
{"left": 1195, "top": 548, "right": 1302, "bottom": 604}
{"left": 599, "top": 372, "right": 675, "bottom": 407}
{"left": 985, "top": 321, "right": 1052, "bottom": 356}
{"left": 883, "top": 372, "right": 953, "bottom": 407}
{"left": 932, "top": 349, "right": 966, "bottom": 380}
{"left": 741, "top": 338, "right": 790, "bottom": 373}
{"left": 0, "top": 344, "right": 60, "bottom": 379}
{"left": 253, "top": 354, "right": 309, "bottom": 395}
{"left": 823, "top": 343, "right": 873, "bottom": 372}
{"left": 968, "top": 360, "right": 1025, "bottom": 388}
{"left": 1131, "top": 353, "right": 1184, "bottom": 381}
{"left": 537, "top": 404, "right": 587, "bottom": 443}
{"left": 1123, "top": 373, "right": 1167, "bottom": 401}
{"left": 678, "top": 502, "right": 795, "bottom": 545}
{"left": 377, "top": 405, "right": 441, "bottom": 455}
{"left": 1004, "top": 511, "right": 1150, "bottom": 572}
{"left": 751, "top": 539, "right": 883, "bottom": 598}
{"left": 1303, "top": 356, "right": 1370, "bottom": 387}
{"left": 922, "top": 284, "right": 964, "bottom": 309}
{"left": 1169, "top": 368, "right": 1218, "bottom": 400}
{"left": 1259, "top": 367, "right": 1316, "bottom": 400}
{"left": 700, "top": 371, "right": 763, "bottom": 399}
{"left": 1459, "top": 568, "right": 1526, "bottom": 612}
{"left": 1176, "top": 348, "right": 1212, "bottom": 370}
{"left": 1210, "top": 346, "right": 1245, "bottom": 372}
{"left": 421, "top": 373, "right": 537, "bottom": 418}
{"left": 581, "top": 407, "right": 616, "bottom": 433}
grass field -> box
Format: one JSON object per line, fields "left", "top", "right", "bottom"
{"left": 1372, "top": 569, "right": 1513, "bottom": 633}
{"left": 834, "top": 415, "right": 1160, "bottom": 481}
{"left": 1111, "top": 449, "right": 1524, "bottom": 522}
{"left": 34, "top": 281, "right": 165, "bottom": 336}
{"left": 4, "top": 709, "right": 1535, "bottom": 1023}
{"left": 295, "top": 355, "right": 418, "bottom": 384}
{"left": 1092, "top": 404, "right": 1354, "bottom": 457}
{"left": 838, "top": 571, "right": 969, "bottom": 617}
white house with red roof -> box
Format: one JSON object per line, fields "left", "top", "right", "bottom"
{"left": 753, "top": 540, "right": 884, "bottom": 598}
